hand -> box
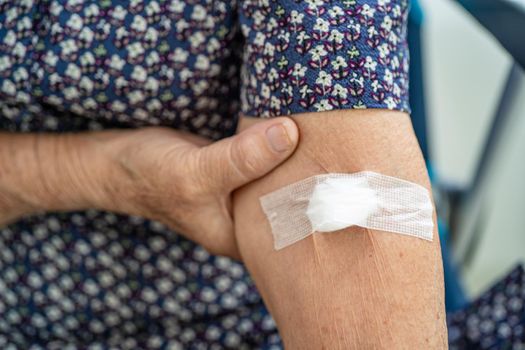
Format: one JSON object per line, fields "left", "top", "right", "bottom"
{"left": 105, "top": 118, "right": 299, "bottom": 259}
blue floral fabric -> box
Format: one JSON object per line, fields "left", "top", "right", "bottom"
{"left": 239, "top": 0, "right": 410, "bottom": 116}
{"left": 448, "top": 265, "right": 525, "bottom": 350}
{"left": 0, "top": 0, "right": 410, "bottom": 349}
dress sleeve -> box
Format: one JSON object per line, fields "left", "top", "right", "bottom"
{"left": 238, "top": 0, "right": 411, "bottom": 117}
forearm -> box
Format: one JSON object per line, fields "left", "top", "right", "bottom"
{"left": 0, "top": 131, "right": 125, "bottom": 225}
{"left": 234, "top": 110, "right": 447, "bottom": 348}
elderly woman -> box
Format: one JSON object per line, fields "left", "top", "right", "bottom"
{"left": 0, "top": 0, "right": 446, "bottom": 349}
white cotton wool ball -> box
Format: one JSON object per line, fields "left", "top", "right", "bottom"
{"left": 306, "top": 177, "right": 379, "bottom": 232}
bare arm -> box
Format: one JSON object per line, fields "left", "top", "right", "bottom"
{"left": 0, "top": 119, "right": 298, "bottom": 258}
{"left": 234, "top": 110, "right": 447, "bottom": 349}
{"left": 0, "top": 132, "right": 117, "bottom": 225}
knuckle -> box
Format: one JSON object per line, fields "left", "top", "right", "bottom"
{"left": 191, "top": 148, "right": 220, "bottom": 194}
{"left": 230, "top": 136, "right": 265, "bottom": 179}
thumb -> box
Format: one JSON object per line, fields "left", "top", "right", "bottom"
{"left": 198, "top": 117, "right": 299, "bottom": 191}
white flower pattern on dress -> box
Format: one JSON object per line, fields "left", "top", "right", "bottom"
{"left": 240, "top": 0, "right": 410, "bottom": 117}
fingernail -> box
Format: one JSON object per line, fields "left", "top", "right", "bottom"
{"left": 266, "top": 122, "right": 293, "bottom": 153}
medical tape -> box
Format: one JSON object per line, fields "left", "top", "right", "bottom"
{"left": 259, "top": 171, "right": 434, "bottom": 250}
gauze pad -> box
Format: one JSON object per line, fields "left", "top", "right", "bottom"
{"left": 259, "top": 171, "right": 434, "bottom": 250}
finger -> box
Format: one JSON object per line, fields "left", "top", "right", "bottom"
{"left": 197, "top": 117, "right": 299, "bottom": 191}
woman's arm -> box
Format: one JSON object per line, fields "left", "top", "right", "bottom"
{"left": 0, "top": 118, "right": 298, "bottom": 258}
{"left": 0, "top": 132, "right": 117, "bottom": 225}
{"left": 234, "top": 110, "right": 447, "bottom": 348}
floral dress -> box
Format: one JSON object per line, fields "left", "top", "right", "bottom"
{"left": 0, "top": 0, "right": 410, "bottom": 349}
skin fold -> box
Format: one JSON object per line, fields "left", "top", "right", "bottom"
{"left": 234, "top": 109, "right": 448, "bottom": 349}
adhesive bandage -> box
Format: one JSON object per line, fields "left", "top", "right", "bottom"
{"left": 259, "top": 171, "right": 434, "bottom": 250}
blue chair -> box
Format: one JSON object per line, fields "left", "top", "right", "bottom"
{"left": 448, "top": 0, "right": 525, "bottom": 263}
{"left": 408, "top": 0, "right": 469, "bottom": 312}
{"left": 410, "top": 0, "right": 525, "bottom": 311}
{"left": 457, "top": 0, "right": 525, "bottom": 70}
